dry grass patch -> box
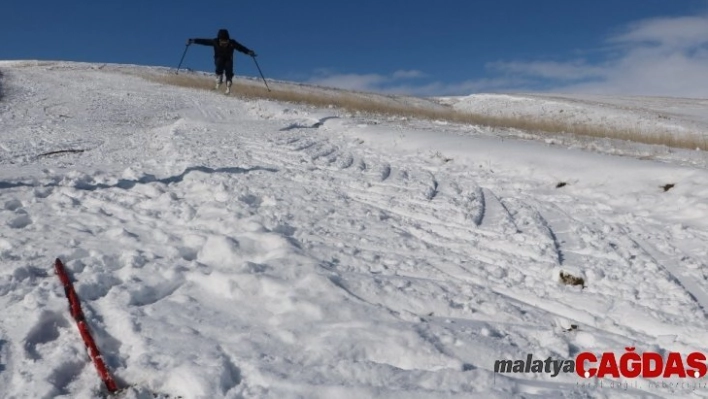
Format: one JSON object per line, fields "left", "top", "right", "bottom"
{"left": 139, "top": 71, "right": 708, "bottom": 151}
{"left": 564, "top": 324, "right": 579, "bottom": 332}
{"left": 559, "top": 271, "right": 585, "bottom": 288}
{"left": 661, "top": 183, "right": 675, "bottom": 192}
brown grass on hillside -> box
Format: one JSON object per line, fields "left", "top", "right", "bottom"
{"left": 559, "top": 271, "right": 585, "bottom": 288}
{"left": 139, "top": 72, "right": 708, "bottom": 151}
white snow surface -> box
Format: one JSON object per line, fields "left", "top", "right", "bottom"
{"left": 438, "top": 93, "right": 708, "bottom": 146}
{"left": 1, "top": 60, "right": 708, "bottom": 398}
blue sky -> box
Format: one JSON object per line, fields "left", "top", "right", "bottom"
{"left": 2, "top": 0, "right": 708, "bottom": 97}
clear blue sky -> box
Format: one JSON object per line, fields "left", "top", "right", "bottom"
{"left": 2, "top": 0, "right": 707, "bottom": 97}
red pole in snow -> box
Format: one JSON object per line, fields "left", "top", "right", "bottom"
{"left": 54, "top": 258, "right": 119, "bottom": 393}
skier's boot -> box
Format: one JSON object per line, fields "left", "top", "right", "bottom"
{"left": 215, "top": 76, "right": 223, "bottom": 90}
{"left": 225, "top": 80, "right": 232, "bottom": 94}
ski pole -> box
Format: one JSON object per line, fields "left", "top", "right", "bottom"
{"left": 251, "top": 56, "right": 271, "bottom": 92}
{"left": 176, "top": 44, "right": 190, "bottom": 75}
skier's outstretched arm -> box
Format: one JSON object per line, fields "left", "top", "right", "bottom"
{"left": 188, "top": 38, "right": 214, "bottom": 46}
{"left": 231, "top": 40, "right": 256, "bottom": 56}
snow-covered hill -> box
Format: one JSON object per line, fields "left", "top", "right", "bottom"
{"left": 439, "top": 92, "right": 708, "bottom": 144}
{"left": 1, "top": 61, "right": 707, "bottom": 399}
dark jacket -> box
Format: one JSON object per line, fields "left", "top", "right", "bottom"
{"left": 192, "top": 38, "right": 252, "bottom": 61}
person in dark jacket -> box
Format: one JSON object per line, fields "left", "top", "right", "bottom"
{"left": 187, "top": 29, "right": 256, "bottom": 93}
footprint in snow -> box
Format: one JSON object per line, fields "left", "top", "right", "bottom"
{"left": 7, "top": 211, "right": 32, "bottom": 229}
{"left": 24, "top": 311, "right": 69, "bottom": 360}
{"left": 3, "top": 199, "right": 23, "bottom": 211}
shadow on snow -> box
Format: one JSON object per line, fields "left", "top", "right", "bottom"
{"left": 279, "top": 116, "right": 339, "bottom": 131}
{"left": 0, "top": 165, "right": 278, "bottom": 191}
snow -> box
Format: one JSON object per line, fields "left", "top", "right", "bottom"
{"left": 1, "top": 60, "right": 708, "bottom": 398}
{"left": 438, "top": 93, "right": 708, "bottom": 139}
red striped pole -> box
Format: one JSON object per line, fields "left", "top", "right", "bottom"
{"left": 54, "top": 258, "right": 119, "bottom": 393}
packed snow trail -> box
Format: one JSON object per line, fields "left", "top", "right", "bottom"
{"left": 1, "top": 61, "right": 708, "bottom": 398}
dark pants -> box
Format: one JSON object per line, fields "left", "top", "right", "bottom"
{"left": 214, "top": 57, "right": 234, "bottom": 82}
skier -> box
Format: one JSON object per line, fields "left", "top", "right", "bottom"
{"left": 187, "top": 29, "right": 257, "bottom": 94}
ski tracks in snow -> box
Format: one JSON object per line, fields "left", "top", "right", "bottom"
{"left": 629, "top": 223, "right": 708, "bottom": 317}
{"left": 532, "top": 200, "right": 708, "bottom": 349}
{"left": 238, "top": 117, "right": 615, "bottom": 368}
{"left": 239, "top": 112, "right": 708, "bottom": 389}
